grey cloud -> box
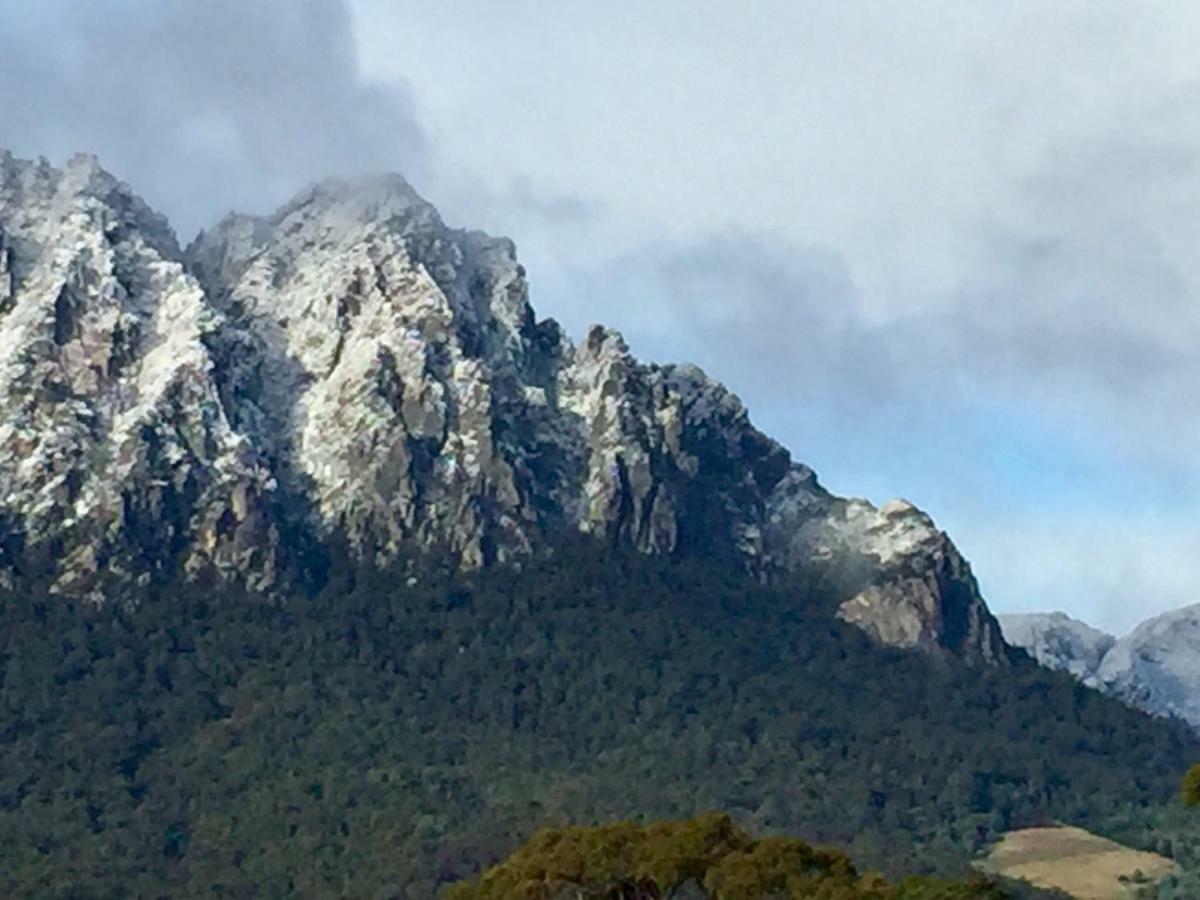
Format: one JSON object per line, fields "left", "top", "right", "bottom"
{"left": 584, "top": 235, "right": 898, "bottom": 421}
{"left": 577, "top": 108, "right": 1200, "bottom": 467}
{"left": 431, "top": 172, "right": 605, "bottom": 244}
{"left": 936, "top": 125, "right": 1200, "bottom": 461}
{"left": 0, "top": 0, "right": 426, "bottom": 240}
{"left": 498, "top": 176, "right": 598, "bottom": 225}
{"left": 351, "top": 0, "right": 1200, "bottom": 470}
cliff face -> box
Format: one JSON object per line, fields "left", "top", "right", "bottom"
{"left": 0, "top": 152, "right": 280, "bottom": 598}
{"left": 0, "top": 151, "right": 1006, "bottom": 663}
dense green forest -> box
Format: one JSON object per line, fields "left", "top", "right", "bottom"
{"left": 2, "top": 545, "right": 1199, "bottom": 897}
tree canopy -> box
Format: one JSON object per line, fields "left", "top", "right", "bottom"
{"left": 445, "top": 813, "right": 1011, "bottom": 899}
{"left": 1181, "top": 764, "right": 1200, "bottom": 808}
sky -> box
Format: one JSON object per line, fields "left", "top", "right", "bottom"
{"left": 2, "top": 0, "right": 1200, "bottom": 634}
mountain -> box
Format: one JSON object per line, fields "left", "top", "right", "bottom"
{"left": 1001, "top": 607, "right": 1200, "bottom": 728}
{"left": 0, "top": 150, "right": 1005, "bottom": 662}
{"left": 8, "top": 150, "right": 1200, "bottom": 899}
{"left": 996, "top": 613, "right": 1115, "bottom": 684}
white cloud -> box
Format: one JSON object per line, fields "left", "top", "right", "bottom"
{"left": 352, "top": 2, "right": 1200, "bottom": 302}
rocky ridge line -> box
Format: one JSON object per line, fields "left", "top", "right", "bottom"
{"left": 0, "top": 151, "right": 1007, "bottom": 664}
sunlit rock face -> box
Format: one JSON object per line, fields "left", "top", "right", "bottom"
{"left": 766, "top": 487, "right": 1006, "bottom": 662}
{"left": 0, "top": 152, "right": 279, "bottom": 600}
{"left": 0, "top": 151, "right": 1006, "bottom": 662}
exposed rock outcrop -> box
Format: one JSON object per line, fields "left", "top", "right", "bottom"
{"left": 0, "top": 153, "right": 279, "bottom": 600}
{"left": 0, "top": 151, "right": 1006, "bottom": 662}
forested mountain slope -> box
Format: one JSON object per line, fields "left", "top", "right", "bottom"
{"left": 2, "top": 549, "right": 1196, "bottom": 897}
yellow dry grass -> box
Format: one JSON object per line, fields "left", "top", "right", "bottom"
{"left": 975, "top": 825, "right": 1178, "bottom": 899}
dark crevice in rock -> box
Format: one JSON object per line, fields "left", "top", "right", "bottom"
{"left": 0, "top": 229, "right": 13, "bottom": 315}
{"left": 53, "top": 283, "right": 80, "bottom": 346}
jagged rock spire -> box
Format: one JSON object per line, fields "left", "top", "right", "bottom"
{"left": 0, "top": 152, "right": 279, "bottom": 600}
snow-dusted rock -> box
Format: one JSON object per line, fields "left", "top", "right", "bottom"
{"left": 186, "top": 177, "right": 798, "bottom": 574}
{"left": 0, "top": 151, "right": 1007, "bottom": 662}
{"left": 998, "top": 612, "right": 1115, "bottom": 683}
{"left": 1092, "top": 605, "right": 1200, "bottom": 728}
{"left": 767, "top": 483, "right": 1005, "bottom": 661}
{"left": 187, "top": 174, "right": 537, "bottom": 567}
{"left": 0, "top": 152, "right": 278, "bottom": 600}
{"left": 1001, "top": 607, "right": 1200, "bottom": 729}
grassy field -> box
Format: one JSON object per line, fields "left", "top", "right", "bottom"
{"left": 976, "top": 826, "right": 1177, "bottom": 899}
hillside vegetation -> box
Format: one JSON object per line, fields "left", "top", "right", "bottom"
{"left": 2, "top": 545, "right": 1199, "bottom": 897}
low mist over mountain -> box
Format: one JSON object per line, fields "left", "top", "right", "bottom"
{"left": 0, "top": 150, "right": 1005, "bottom": 661}
{"left": 998, "top": 612, "right": 1116, "bottom": 684}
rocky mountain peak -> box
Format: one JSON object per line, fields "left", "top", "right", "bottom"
{"left": 0, "top": 151, "right": 279, "bottom": 600}
{"left": 0, "top": 151, "right": 1007, "bottom": 663}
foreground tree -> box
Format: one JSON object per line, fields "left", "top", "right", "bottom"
{"left": 444, "top": 813, "right": 1010, "bottom": 899}
{"left": 1182, "top": 764, "right": 1200, "bottom": 807}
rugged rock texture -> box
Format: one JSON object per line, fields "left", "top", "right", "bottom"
{"left": 767, "top": 485, "right": 1005, "bottom": 660}
{"left": 0, "top": 153, "right": 279, "bottom": 600}
{"left": 0, "top": 151, "right": 1006, "bottom": 662}
{"left": 1001, "top": 608, "right": 1200, "bottom": 728}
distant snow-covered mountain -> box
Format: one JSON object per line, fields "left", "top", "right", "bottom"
{"left": 1001, "top": 606, "right": 1200, "bottom": 728}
